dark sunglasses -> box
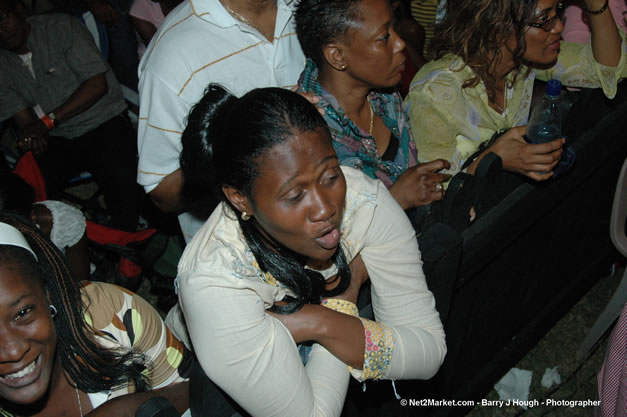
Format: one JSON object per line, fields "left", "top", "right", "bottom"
{"left": 528, "top": 2, "right": 566, "bottom": 32}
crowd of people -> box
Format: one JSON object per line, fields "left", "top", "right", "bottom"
{"left": 0, "top": 0, "right": 625, "bottom": 415}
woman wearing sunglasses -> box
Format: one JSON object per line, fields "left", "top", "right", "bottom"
{"left": 406, "top": 0, "right": 625, "bottom": 181}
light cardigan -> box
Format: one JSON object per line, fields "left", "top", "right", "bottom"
{"left": 177, "top": 167, "right": 446, "bottom": 417}
{"left": 405, "top": 32, "right": 627, "bottom": 177}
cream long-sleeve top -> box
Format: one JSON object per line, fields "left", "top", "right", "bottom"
{"left": 177, "top": 167, "right": 446, "bottom": 417}
{"left": 405, "top": 30, "right": 627, "bottom": 177}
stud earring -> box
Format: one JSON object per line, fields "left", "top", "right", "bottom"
{"left": 340, "top": 64, "right": 347, "bottom": 71}
{"left": 241, "top": 211, "right": 251, "bottom": 221}
{"left": 49, "top": 304, "right": 57, "bottom": 318}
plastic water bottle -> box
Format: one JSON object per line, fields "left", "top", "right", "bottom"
{"left": 526, "top": 79, "right": 563, "bottom": 144}
{"left": 525, "top": 79, "right": 576, "bottom": 176}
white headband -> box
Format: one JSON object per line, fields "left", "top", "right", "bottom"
{"left": 0, "top": 222, "right": 38, "bottom": 260}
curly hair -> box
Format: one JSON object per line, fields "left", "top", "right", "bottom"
{"left": 429, "top": 0, "right": 539, "bottom": 101}
{"left": 0, "top": 213, "right": 149, "bottom": 412}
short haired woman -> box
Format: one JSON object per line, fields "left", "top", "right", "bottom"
{"left": 295, "top": 0, "right": 450, "bottom": 213}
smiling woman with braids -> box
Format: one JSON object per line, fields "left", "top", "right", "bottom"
{"left": 0, "top": 214, "right": 192, "bottom": 417}
{"left": 175, "top": 85, "right": 446, "bottom": 416}
{"left": 406, "top": 0, "right": 626, "bottom": 180}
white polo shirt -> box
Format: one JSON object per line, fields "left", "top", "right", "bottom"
{"left": 137, "top": 0, "right": 306, "bottom": 241}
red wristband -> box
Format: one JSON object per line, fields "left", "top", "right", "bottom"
{"left": 40, "top": 114, "right": 54, "bottom": 130}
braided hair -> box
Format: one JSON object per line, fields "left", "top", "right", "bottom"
{"left": 0, "top": 213, "right": 149, "bottom": 410}
{"left": 180, "top": 85, "right": 351, "bottom": 313}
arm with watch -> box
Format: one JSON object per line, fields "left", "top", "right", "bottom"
{"left": 14, "top": 73, "right": 108, "bottom": 154}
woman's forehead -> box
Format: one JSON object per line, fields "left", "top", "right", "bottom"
{"left": 533, "top": 0, "right": 560, "bottom": 13}
{"left": 0, "top": 251, "right": 42, "bottom": 288}
{"left": 253, "top": 129, "right": 335, "bottom": 188}
{"left": 0, "top": 261, "right": 44, "bottom": 299}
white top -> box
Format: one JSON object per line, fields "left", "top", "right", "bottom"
{"left": 137, "top": 0, "right": 306, "bottom": 242}
{"left": 177, "top": 167, "right": 446, "bottom": 417}
{"left": 35, "top": 200, "right": 86, "bottom": 252}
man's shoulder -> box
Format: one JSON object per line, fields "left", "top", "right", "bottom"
{"left": 27, "top": 12, "right": 80, "bottom": 31}
{"left": 26, "top": 12, "right": 86, "bottom": 48}
{"left": 141, "top": 4, "right": 220, "bottom": 65}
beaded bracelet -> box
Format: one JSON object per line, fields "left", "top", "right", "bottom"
{"left": 583, "top": 0, "right": 609, "bottom": 15}
{"left": 320, "top": 298, "right": 359, "bottom": 316}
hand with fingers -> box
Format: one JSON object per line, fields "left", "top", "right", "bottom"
{"left": 389, "top": 159, "right": 451, "bottom": 210}
{"left": 491, "top": 126, "right": 564, "bottom": 181}
{"left": 17, "top": 120, "right": 49, "bottom": 154}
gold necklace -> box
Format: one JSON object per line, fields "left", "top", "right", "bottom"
{"left": 220, "top": 0, "right": 274, "bottom": 40}
{"left": 368, "top": 100, "right": 374, "bottom": 136}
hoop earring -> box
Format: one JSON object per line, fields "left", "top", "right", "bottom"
{"left": 241, "top": 211, "right": 251, "bottom": 221}
{"left": 49, "top": 304, "right": 57, "bottom": 318}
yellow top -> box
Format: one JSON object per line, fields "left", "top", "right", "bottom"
{"left": 405, "top": 32, "right": 627, "bottom": 177}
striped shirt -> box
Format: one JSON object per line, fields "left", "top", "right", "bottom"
{"left": 137, "top": 0, "right": 305, "bottom": 241}
{"left": 410, "top": 0, "right": 438, "bottom": 57}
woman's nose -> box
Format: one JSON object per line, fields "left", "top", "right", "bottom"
{"left": 0, "top": 332, "right": 28, "bottom": 363}
{"left": 552, "top": 15, "right": 565, "bottom": 34}
{"left": 392, "top": 29, "right": 406, "bottom": 53}
{"left": 309, "top": 188, "right": 335, "bottom": 222}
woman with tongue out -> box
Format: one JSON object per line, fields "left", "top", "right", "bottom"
{"left": 175, "top": 85, "right": 446, "bottom": 416}
{"left": 0, "top": 214, "right": 191, "bottom": 417}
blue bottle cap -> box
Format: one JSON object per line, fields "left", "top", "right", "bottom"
{"left": 545, "top": 79, "right": 562, "bottom": 97}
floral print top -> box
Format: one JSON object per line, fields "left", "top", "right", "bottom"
{"left": 298, "top": 58, "right": 418, "bottom": 188}
{"left": 81, "top": 282, "right": 193, "bottom": 406}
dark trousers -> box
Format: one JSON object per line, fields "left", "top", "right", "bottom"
{"left": 189, "top": 361, "right": 248, "bottom": 417}
{"left": 37, "top": 113, "right": 141, "bottom": 231}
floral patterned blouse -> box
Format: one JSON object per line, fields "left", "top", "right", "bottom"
{"left": 405, "top": 32, "right": 627, "bottom": 176}
{"left": 81, "top": 281, "right": 193, "bottom": 407}
{"left": 298, "top": 59, "right": 418, "bottom": 188}
{"left": 176, "top": 167, "right": 446, "bottom": 417}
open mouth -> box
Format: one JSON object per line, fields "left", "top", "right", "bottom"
{"left": 0, "top": 355, "right": 41, "bottom": 387}
{"left": 314, "top": 227, "right": 340, "bottom": 250}
{"left": 3, "top": 360, "right": 37, "bottom": 380}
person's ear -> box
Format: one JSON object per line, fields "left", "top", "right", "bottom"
{"left": 323, "top": 43, "right": 348, "bottom": 72}
{"left": 222, "top": 185, "right": 254, "bottom": 217}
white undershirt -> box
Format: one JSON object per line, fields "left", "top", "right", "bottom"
{"left": 18, "top": 52, "right": 35, "bottom": 78}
